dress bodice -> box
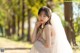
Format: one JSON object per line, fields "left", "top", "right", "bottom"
{"left": 36, "top": 27, "right": 54, "bottom": 45}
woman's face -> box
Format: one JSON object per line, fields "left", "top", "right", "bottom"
{"left": 38, "top": 11, "right": 49, "bottom": 24}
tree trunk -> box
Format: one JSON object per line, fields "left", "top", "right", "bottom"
{"left": 27, "top": 8, "right": 31, "bottom": 41}
{"left": 21, "top": 0, "right": 25, "bottom": 40}
{"left": 5, "top": 20, "right": 11, "bottom": 38}
{"left": 0, "top": 24, "right": 3, "bottom": 36}
{"left": 64, "top": 2, "right": 77, "bottom": 46}
{"left": 17, "top": 0, "right": 20, "bottom": 37}
{"left": 47, "top": 0, "right": 54, "bottom": 11}
{"left": 11, "top": 11, "right": 16, "bottom": 34}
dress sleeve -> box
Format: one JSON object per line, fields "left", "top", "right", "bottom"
{"left": 44, "top": 25, "right": 52, "bottom": 48}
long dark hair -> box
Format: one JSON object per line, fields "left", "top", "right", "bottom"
{"left": 38, "top": 6, "right": 52, "bottom": 25}
{"left": 37, "top": 6, "right": 52, "bottom": 33}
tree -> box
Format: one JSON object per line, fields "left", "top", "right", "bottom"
{"left": 47, "top": 0, "right": 54, "bottom": 11}
{"left": 64, "top": 1, "right": 77, "bottom": 46}
{"left": 17, "top": 0, "right": 20, "bottom": 38}
{"left": 21, "top": 0, "right": 25, "bottom": 40}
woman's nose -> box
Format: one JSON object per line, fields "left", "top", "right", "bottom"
{"left": 41, "top": 16, "right": 44, "bottom": 19}
{"left": 40, "top": 17, "right": 43, "bottom": 20}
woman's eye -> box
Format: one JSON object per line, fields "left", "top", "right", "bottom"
{"left": 43, "top": 15, "right": 46, "bottom": 17}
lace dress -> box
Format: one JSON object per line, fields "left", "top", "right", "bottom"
{"left": 29, "top": 25, "right": 72, "bottom": 53}
{"left": 29, "top": 25, "right": 56, "bottom": 53}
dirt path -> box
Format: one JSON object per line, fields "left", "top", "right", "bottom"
{"left": 0, "top": 37, "right": 80, "bottom": 53}
{"left": 0, "top": 37, "right": 31, "bottom": 53}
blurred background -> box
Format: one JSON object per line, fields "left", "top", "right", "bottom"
{"left": 0, "top": 0, "right": 80, "bottom": 53}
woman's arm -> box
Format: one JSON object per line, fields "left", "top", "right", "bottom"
{"left": 30, "top": 22, "right": 41, "bottom": 43}
{"left": 44, "top": 25, "right": 52, "bottom": 48}
{"left": 30, "top": 26, "right": 37, "bottom": 43}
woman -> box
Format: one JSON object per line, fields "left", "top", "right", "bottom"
{"left": 29, "top": 6, "right": 73, "bottom": 53}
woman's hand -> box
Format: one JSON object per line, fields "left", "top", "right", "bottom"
{"left": 35, "top": 21, "right": 42, "bottom": 29}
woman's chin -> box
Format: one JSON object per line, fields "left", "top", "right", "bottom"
{"left": 40, "top": 22, "right": 43, "bottom": 24}
{"left": 40, "top": 22, "right": 45, "bottom": 24}
{"left": 41, "top": 22, "right": 44, "bottom": 24}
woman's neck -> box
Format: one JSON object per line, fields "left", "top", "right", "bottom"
{"left": 41, "top": 24, "right": 43, "bottom": 29}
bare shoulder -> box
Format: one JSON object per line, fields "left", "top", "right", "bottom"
{"left": 44, "top": 24, "right": 55, "bottom": 33}
{"left": 44, "top": 24, "right": 55, "bottom": 36}
{"left": 44, "top": 24, "right": 52, "bottom": 30}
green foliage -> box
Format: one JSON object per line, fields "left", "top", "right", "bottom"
{"left": 76, "top": 35, "right": 80, "bottom": 45}
{"left": 0, "top": 0, "right": 80, "bottom": 43}
{"left": 74, "top": 17, "right": 80, "bottom": 35}
{"left": 26, "top": 0, "right": 47, "bottom": 16}
{"left": 0, "top": 7, "right": 6, "bottom": 26}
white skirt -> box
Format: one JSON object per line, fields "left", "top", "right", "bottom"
{"left": 29, "top": 41, "right": 54, "bottom": 53}
{"left": 29, "top": 40, "right": 73, "bottom": 53}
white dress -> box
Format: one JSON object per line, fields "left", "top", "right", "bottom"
{"left": 29, "top": 25, "right": 57, "bottom": 53}
{"left": 29, "top": 13, "right": 73, "bottom": 53}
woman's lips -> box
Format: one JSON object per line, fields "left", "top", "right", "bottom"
{"left": 39, "top": 20, "right": 43, "bottom": 23}
{"left": 40, "top": 20, "right": 43, "bottom": 21}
